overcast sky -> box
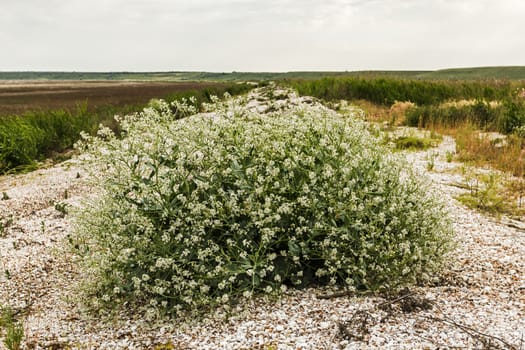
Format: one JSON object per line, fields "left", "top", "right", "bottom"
{"left": 2, "top": 0, "right": 524, "bottom": 72}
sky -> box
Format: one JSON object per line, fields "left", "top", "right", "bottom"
{"left": 2, "top": 0, "right": 524, "bottom": 72}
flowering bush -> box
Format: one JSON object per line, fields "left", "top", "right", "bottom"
{"left": 74, "top": 90, "right": 453, "bottom": 315}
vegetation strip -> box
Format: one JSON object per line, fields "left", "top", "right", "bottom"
{"left": 0, "top": 82, "right": 252, "bottom": 173}
{"left": 4, "top": 66, "right": 525, "bottom": 81}
{"left": 292, "top": 76, "right": 525, "bottom": 180}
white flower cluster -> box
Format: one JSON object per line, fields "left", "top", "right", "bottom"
{"left": 74, "top": 87, "right": 454, "bottom": 315}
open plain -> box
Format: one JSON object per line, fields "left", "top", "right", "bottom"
{"left": 0, "top": 81, "right": 231, "bottom": 116}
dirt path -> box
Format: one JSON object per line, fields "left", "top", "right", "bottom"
{"left": 0, "top": 92, "right": 524, "bottom": 349}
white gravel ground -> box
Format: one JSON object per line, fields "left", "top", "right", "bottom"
{"left": 0, "top": 92, "right": 524, "bottom": 349}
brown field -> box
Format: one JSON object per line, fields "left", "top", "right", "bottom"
{"left": 0, "top": 80, "right": 227, "bottom": 116}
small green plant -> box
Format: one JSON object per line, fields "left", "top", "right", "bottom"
{"left": 153, "top": 343, "right": 176, "bottom": 350}
{"left": 395, "top": 136, "right": 432, "bottom": 150}
{"left": 0, "top": 306, "right": 24, "bottom": 350}
{"left": 445, "top": 151, "right": 454, "bottom": 163}
{"left": 1, "top": 192, "right": 9, "bottom": 200}
{"left": 456, "top": 170, "right": 507, "bottom": 215}
{"left": 393, "top": 133, "right": 440, "bottom": 151}
{"left": 0, "top": 216, "right": 13, "bottom": 238}
{"left": 54, "top": 202, "right": 69, "bottom": 217}
{"left": 4, "top": 323, "right": 23, "bottom": 350}
{"left": 426, "top": 153, "right": 437, "bottom": 171}
{"left": 263, "top": 345, "right": 278, "bottom": 350}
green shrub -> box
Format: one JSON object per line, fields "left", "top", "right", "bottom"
{"left": 393, "top": 135, "right": 438, "bottom": 151}
{"left": 0, "top": 105, "right": 101, "bottom": 173}
{"left": 499, "top": 94, "right": 525, "bottom": 134}
{"left": 455, "top": 171, "right": 508, "bottom": 216}
{"left": 0, "top": 306, "right": 24, "bottom": 350}
{"left": 0, "top": 117, "right": 41, "bottom": 170}
{"left": 470, "top": 99, "right": 494, "bottom": 128}
{"left": 74, "top": 91, "right": 454, "bottom": 316}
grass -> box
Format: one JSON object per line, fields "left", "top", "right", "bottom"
{"left": 379, "top": 126, "right": 442, "bottom": 152}
{"left": 312, "top": 76, "right": 525, "bottom": 188}
{"left": 0, "top": 82, "right": 253, "bottom": 173}
{"left": 290, "top": 76, "right": 525, "bottom": 136}
{"left": 0, "top": 306, "right": 24, "bottom": 350}
{"left": 454, "top": 167, "right": 525, "bottom": 217}
{"left": 2, "top": 73, "right": 522, "bottom": 176}
{"left": 393, "top": 135, "right": 439, "bottom": 151}
{"left": 394, "top": 121, "right": 525, "bottom": 215}
{"left": 405, "top": 96, "right": 525, "bottom": 135}
{"left": 343, "top": 99, "right": 390, "bottom": 123}
{"left": 455, "top": 126, "right": 525, "bottom": 177}
{"left": 289, "top": 77, "right": 516, "bottom": 106}
{"left": 0, "top": 104, "right": 104, "bottom": 173}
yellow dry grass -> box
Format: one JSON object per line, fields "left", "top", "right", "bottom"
{"left": 389, "top": 101, "right": 415, "bottom": 125}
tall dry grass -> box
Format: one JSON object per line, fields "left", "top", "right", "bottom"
{"left": 355, "top": 98, "right": 525, "bottom": 180}
{"left": 389, "top": 101, "right": 415, "bottom": 125}
{"left": 455, "top": 126, "right": 525, "bottom": 177}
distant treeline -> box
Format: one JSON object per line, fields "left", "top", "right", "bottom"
{"left": 0, "top": 83, "right": 252, "bottom": 173}
{"left": 0, "top": 71, "right": 419, "bottom": 82}
{"left": 3, "top": 66, "right": 525, "bottom": 82}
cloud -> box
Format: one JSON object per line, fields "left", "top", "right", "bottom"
{"left": 1, "top": 0, "right": 524, "bottom": 71}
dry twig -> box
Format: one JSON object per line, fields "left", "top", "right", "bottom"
{"left": 428, "top": 315, "right": 518, "bottom": 350}
{"left": 335, "top": 288, "right": 519, "bottom": 349}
